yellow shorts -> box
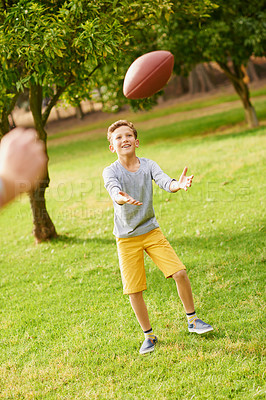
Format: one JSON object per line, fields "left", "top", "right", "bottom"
{"left": 116, "top": 228, "right": 186, "bottom": 295}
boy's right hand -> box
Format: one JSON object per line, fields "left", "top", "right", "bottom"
{"left": 115, "top": 191, "right": 143, "bottom": 206}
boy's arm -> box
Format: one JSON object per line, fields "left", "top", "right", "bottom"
{"left": 115, "top": 191, "right": 143, "bottom": 206}
{"left": 169, "top": 167, "right": 194, "bottom": 192}
{"left": 102, "top": 168, "right": 142, "bottom": 206}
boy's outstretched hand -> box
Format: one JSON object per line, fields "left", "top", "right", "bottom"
{"left": 115, "top": 191, "right": 143, "bottom": 206}
{"left": 170, "top": 167, "right": 194, "bottom": 192}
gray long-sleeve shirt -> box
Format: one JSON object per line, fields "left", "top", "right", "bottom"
{"left": 102, "top": 158, "right": 174, "bottom": 238}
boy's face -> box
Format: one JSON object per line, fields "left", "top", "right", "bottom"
{"left": 109, "top": 125, "right": 139, "bottom": 156}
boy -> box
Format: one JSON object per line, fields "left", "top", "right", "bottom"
{"left": 102, "top": 120, "right": 213, "bottom": 355}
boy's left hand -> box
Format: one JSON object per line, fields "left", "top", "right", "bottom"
{"left": 170, "top": 166, "right": 194, "bottom": 192}
{"left": 178, "top": 167, "right": 194, "bottom": 191}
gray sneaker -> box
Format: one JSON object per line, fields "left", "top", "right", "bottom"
{"left": 139, "top": 336, "right": 158, "bottom": 354}
{"left": 188, "top": 319, "right": 213, "bottom": 334}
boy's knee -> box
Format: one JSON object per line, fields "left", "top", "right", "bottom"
{"left": 172, "top": 269, "right": 187, "bottom": 283}
{"left": 129, "top": 291, "right": 143, "bottom": 300}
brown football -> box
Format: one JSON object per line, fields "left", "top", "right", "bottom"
{"left": 123, "top": 50, "right": 174, "bottom": 99}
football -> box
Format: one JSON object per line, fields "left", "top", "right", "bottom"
{"left": 123, "top": 50, "right": 174, "bottom": 99}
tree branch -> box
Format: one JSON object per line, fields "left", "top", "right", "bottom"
{"left": 0, "top": 90, "right": 20, "bottom": 136}
{"left": 42, "top": 63, "right": 102, "bottom": 126}
{"left": 7, "top": 90, "right": 20, "bottom": 115}
{"left": 232, "top": 60, "right": 245, "bottom": 80}
{"left": 0, "top": 1, "right": 7, "bottom": 11}
{"left": 42, "top": 83, "right": 71, "bottom": 126}
{"left": 218, "top": 61, "right": 239, "bottom": 85}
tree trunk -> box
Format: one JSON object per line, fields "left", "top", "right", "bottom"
{"left": 244, "top": 105, "right": 259, "bottom": 128}
{"left": 9, "top": 112, "right": 16, "bottom": 129}
{"left": 233, "top": 65, "right": 259, "bottom": 128}
{"left": 247, "top": 60, "right": 259, "bottom": 82}
{"left": 0, "top": 109, "right": 10, "bottom": 137}
{"left": 75, "top": 103, "right": 84, "bottom": 119}
{"left": 29, "top": 84, "right": 58, "bottom": 243}
{"left": 188, "top": 64, "right": 215, "bottom": 94}
{"left": 232, "top": 79, "right": 259, "bottom": 128}
{"left": 0, "top": 92, "right": 20, "bottom": 137}
{"left": 188, "top": 67, "right": 200, "bottom": 94}
{"left": 218, "top": 61, "right": 259, "bottom": 128}
{"left": 196, "top": 64, "right": 215, "bottom": 92}
{"left": 55, "top": 108, "right": 61, "bottom": 120}
{"left": 28, "top": 177, "right": 57, "bottom": 243}
{"left": 89, "top": 100, "right": 95, "bottom": 112}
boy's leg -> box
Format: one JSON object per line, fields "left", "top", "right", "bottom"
{"left": 172, "top": 270, "right": 213, "bottom": 333}
{"left": 116, "top": 235, "right": 158, "bottom": 353}
{"left": 172, "top": 270, "right": 195, "bottom": 314}
{"left": 144, "top": 228, "right": 213, "bottom": 334}
{"left": 129, "top": 291, "right": 151, "bottom": 332}
{"left": 129, "top": 291, "right": 158, "bottom": 354}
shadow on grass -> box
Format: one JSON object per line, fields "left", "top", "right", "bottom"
{"left": 203, "top": 124, "right": 265, "bottom": 143}
{"left": 51, "top": 226, "right": 265, "bottom": 259}
{"left": 169, "top": 228, "right": 264, "bottom": 256}
{"left": 50, "top": 233, "right": 115, "bottom": 246}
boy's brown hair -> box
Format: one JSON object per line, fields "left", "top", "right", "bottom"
{"left": 107, "top": 120, "right": 137, "bottom": 144}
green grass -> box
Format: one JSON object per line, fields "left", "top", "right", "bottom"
{"left": 48, "top": 86, "right": 266, "bottom": 141}
{"left": 0, "top": 99, "right": 265, "bottom": 399}
{"left": 131, "top": 86, "right": 266, "bottom": 122}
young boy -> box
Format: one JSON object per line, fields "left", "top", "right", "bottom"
{"left": 102, "top": 120, "right": 213, "bottom": 355}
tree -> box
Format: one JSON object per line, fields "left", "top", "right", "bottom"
{"left": 0, "top": 0, "right": 172, "bottom": 242}
{"left": 160, "top": 0, "right": 266, "bottom": 127}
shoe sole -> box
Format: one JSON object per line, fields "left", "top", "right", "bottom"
{"left": 188, "top": 326, "right": 213, "bottom": 334}
{"left": 139, "top": 338, "right": 158, "bottom": 355}
{"left": 139, "top": 346, "right": 155, "bottom": 355}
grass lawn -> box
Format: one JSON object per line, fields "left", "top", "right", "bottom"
{"left": 0, "top": 96, "right": 265, "bottom": 399}
{"left": 47, "top": 87, "right": 266, "bottom": 140}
